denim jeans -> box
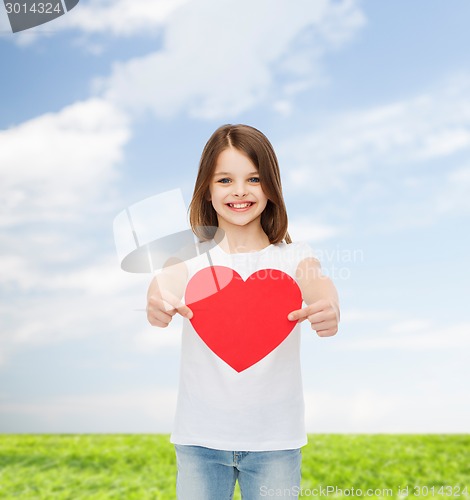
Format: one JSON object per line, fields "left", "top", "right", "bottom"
{"left": 174, "top": 444, "right": 302, "bottom": 499}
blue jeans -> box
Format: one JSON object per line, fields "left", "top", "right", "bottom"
{"left": 174, "top": 444, "right": 302, "bottom": 499}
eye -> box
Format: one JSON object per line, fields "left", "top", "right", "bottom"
{"left": 249, "top": 177, "right": 260, "bottom": 183}
{"left": 217, "top": 178, "right": 231, "bottom": 184}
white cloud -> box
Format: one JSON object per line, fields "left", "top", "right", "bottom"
{"left": 288, "top": 216, "right": 342, "bottom": 242}
{"left": 0, "top": 388, "right": 177, "bottom": 432}
{"left": 276, "top": 74, "right": 470, "bottom": 231}
{"left": 280, "top": 74, "right": 470, "bottom": 196}
{"left": 0, "top": 93, "right": 134, "bottom": 353}
{"left": 65, "top": 0, "right": 191, "bottom": 36}
{"left": 133, "top": 320, "right": 182, "bottom": 352}
{"left": 304, "top": 387, "right": 470, "bottom": 432}
{"left": 338, "top": 321, "right": 470, "bottom": 351}
{"left": 434, "top": 165, "right": 470, "bottom": 216}
{"left": 388, "top": 319, "right": 431, "bottom": 334}
{"left": 364, "top": 163, "right": 470, "bottom": 230}
{"left": 272, "top": 100, "right": 293, "bottom": 117}
{"left": 0, "top": 277, "right": 154, "bottom": 381}
{"left": 0, "top": 254, "right": 151, "bottom": 345}
{"left": 0, "top": 97, "right": 136, "bottom": 370}
{"left": 94, "top": 0, "right": 365, "bottom": 119}
{"left": 0, "top": 255, "right": 38, "bottom": 291}
{"left": 48, "top": 255, "right": 137, "bottom": 295}
{"left": 5, "top": 0, "right": 191, "bottom": 46}
{"left": 340, "top": 308, "right": 398, "bottom": 323}
{"left": 0, "top": 98, "right": 130, "bottom": 226}
{"left": 305, "top": 389, "right": 399, "bottom": 432}
{"left": 0, "top": 246, "right": 178, "bottom": 366}
{"left": 3, "top": 289, "right": 136, "bottom": 346}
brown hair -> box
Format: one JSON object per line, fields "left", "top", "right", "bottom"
{"left": 188, "top": 124, "right": 291, "bottom": 244}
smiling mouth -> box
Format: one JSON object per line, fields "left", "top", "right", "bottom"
{"left": 226, "top": 202, "right": 254, "bottom": 209}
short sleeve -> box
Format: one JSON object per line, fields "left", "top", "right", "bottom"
{"left": 293, "top": 241, "right": 321, "bottom": 267}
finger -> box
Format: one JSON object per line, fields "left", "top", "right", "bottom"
{"left": 148, "top": 294, "right": 163, "bottom": 307}
{"left": 287, "top": 308, "right": 309, "bottom": 322}
{"left": 160, "top": 290, "right": 180, "bottom": 310}
{"left": 288, "top": 300, "right": 332, "bottom": 322}
{"left": 148, "top": 295, "right": 177, "bottom": 316}
{"left": 305, "top": 300, "right": 329, "bottom": 315}
{"left": 161, "top": 300, "right": 178, "bottom": 316}
{"left": 158, "top": 290, "right": 185, "bottom": 314}
{"left": 161, "top": 290, "right": 193, "bottom": 319}
{"left": 308, "top": 310, "right": 337, "bottom": 327}
{"left": 316, "top": 328, "right": 338, "bottom": 337}
{"left": 148, "top": 294, "right": 193, "bottom": 322}
{"left": 175, "top": 303, "right": 194, "bottom": 320}
{"left": 310, "top": 319, "right": 337, "bottom": 332}
{"left": 306, "top": 311, "right": 331, "bottom": 324}
{"left": 149, "top": 318, "right": 170, "bottom": 328}
{"left": 147, "top": 308, "right": 174, "bottom": 327}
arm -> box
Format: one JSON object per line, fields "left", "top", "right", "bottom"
{"left": 288, "top": 257, "right": 340, "bottom": 337}
{"left": 146, "top": 258, "right": 193, "bottom": 328}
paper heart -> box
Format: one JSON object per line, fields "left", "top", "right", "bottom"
{"left": 185, "top": 266, "right": 302, "bottom": 372}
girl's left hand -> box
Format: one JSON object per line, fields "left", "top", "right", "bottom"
{"left": 288, "top": 299, "right": 339, "bottom": 337}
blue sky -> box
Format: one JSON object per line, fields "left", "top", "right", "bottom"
{"left": 1, "top": 0, "right": 469, "bottom": 433}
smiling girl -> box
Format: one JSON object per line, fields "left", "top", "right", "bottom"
{"left": 146, "top": 124, "right": 340, "bottom": 499}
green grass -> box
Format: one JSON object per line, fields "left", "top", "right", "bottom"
{"left": 0, "top": 435, "right": 468, "bottom": 499}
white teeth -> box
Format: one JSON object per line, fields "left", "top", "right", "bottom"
{"left": 229, "top": 203, "right": 252, "bottom": 208}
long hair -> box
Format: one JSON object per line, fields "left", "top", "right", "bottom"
{"left": 188, "top": 124, "right": 292, "bottom": 244}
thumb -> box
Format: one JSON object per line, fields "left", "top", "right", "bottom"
{"left": 176, "top": 303, "right": 193, "bottom": 320}
{"left": 161, "top": 290, "right": 193, "bottom": 319}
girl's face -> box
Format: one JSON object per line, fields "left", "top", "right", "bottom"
{"left": 208, "top": 147, "right": 269, "bottom": 231}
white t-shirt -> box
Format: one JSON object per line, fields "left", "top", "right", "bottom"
{"left": 170, "top": 240, "right": 316, "bottom": 451}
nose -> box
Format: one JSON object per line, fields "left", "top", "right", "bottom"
{"left": 232, "top": 181, "right": 248, "bottom": 197}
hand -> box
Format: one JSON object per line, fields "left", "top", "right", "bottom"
{"left": 147, "top": 289, "right": 193, "bottom": 328}
{"left": 288, "top": 299, "right": 339, "bottom": 337}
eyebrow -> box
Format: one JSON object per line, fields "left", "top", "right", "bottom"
{"left": 214, "top": 171, "right": 259, "bottom": 176}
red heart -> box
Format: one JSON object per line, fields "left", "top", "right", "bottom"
{"left": 185, "top": 266, "right": 302, "bottom": 372}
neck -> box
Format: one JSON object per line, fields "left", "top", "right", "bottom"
{"left": 215, "top": 225, "right": 271, "bottom": 254}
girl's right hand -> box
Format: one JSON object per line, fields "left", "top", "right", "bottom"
{"left": 147, "top": 289, "right": 193, "bottom": 328}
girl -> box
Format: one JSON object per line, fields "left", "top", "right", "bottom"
{"left": 146, "top": 124, "right": 340, "bottom": 499}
